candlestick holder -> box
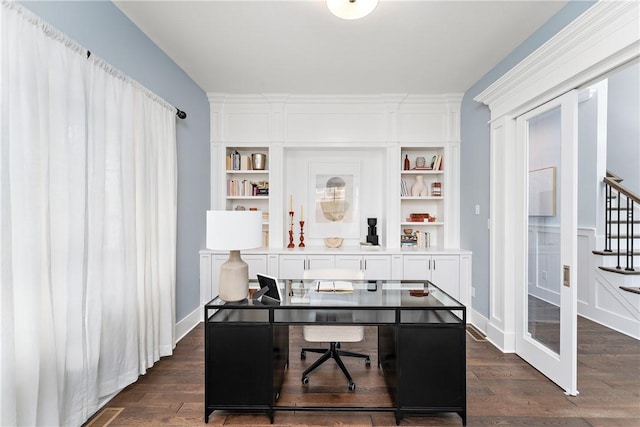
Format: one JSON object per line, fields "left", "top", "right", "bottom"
{"left": 298, "top": 221, "right": 305, "bottom": 247}
{"left": 287, "top": 211, "right": 295, "bottom": 248}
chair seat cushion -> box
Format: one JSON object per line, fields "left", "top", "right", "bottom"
{"left": 303, "top": 325, "right": 364, "bottom": 343}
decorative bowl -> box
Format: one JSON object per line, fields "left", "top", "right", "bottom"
{"left": 324, "top": 237, "right": 343, "bottom": 248}
{"left": 403, "top": 228, "right": 413, "bottom": 235}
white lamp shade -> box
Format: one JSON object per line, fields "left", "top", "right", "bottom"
{"left": 206, "top": 210, "right": 263, "bottom": 251}
{"left": 327, "top": 0, "right": 379, "bottom": 20}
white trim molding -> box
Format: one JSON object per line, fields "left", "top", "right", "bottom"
{"left": 475, "top": 1, "right": 640, "bottom": 118}
{"left": 475, "top": 1, "right": 640, "bottom": 351}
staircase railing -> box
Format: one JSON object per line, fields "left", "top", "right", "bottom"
{"left": 604, "top": 171, "right": 639, "bottom": 272}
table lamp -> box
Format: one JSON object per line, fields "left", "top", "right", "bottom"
{"left": 206, "top": 210, "right": 263, "bottom": 301}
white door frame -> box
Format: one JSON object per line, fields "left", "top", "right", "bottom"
{"left": 475, "top": 1, "right": 639, "bottom": 352}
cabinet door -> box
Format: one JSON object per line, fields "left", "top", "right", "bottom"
{"left": 362, "top": 255, "right": 391, "bottom": 280}
{"left": 200, "top": 253, "right": 213, "bottom": 305}
{"left": 402, "top": 255, "right": 430, "bottom": 280}
{"left": 391, "top": 255, "right": 403, "bottom": 280}
{"left": 335, "top": 255, "right": 362, "bottom": 271}
{"left": 306, "top": 255, "right": 335, "bottom": 271}
{"left": 278, "top": 255, "right": 306, "bottom": 279}
{"left": 211, "top": 254, "right": 228, "bottom": 299}
{"left": 244, "top": 254, "right": 268, "bottom": 280}
{"left": 431, "top": 255, "right": 460, "bottom": 300}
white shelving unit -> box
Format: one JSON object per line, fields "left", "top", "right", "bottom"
{"left": 203, "top": 94, "right": 470, "bottom": 306}
{"left": 222, "top": 146, "right": 271, "bottom": 247}
{"left": 209, "top": 94, "right": 462, "bottom": 250}
{"left": 400, "top": 146, "right": 447, "bottom": 248}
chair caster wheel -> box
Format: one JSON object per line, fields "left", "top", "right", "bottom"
{"left": 365, "top": 357, "right": 371, "bottom": 367}
{"left": 300, "top": 351, "right": 306, "bottom": 360}
{"left": 348, "top": 382, "right": 356, "bottom": 391}
{"left": 302, "top": 376, "right": 309, "bottom": 385}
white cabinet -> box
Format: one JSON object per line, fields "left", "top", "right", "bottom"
{"left": 335, "top": 255, "right": 392, "bottom": 280}
{"left": 201, "top": 250, "right": 471, "bottom": 307}
{"left": 402, "top": 254, "right": 460, "bottom": 299}
{"left": 244, "top": 253, "right": 269, "bottom": 281}
{"left": 278, "top": 254, "right": 335, "bottom": 279}
{"left": 199, "top": 253, "right": 228, "bottom": 304}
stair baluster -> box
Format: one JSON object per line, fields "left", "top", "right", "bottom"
{"left": 598, "top": 171, "right": 638, "bottom": 276}
{"left": 626, "top": 198, "right": 635, "bottom": 272}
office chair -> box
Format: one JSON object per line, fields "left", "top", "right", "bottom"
{"left": 301, "top": 268, "right": 370, "bottom": 390}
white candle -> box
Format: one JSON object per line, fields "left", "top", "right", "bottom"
{"left": 301, "top": 204, "right": 304, "bottom": 221}
{"left": 289, "top": 195, "right": 293, "bottom": 212}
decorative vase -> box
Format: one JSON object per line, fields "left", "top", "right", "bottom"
{"left": 411, "top": 175, "right": 427, "bottom": 196}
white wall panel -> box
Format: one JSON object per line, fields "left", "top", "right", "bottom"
{"left": 224, "top": 113, "right": 271, "bottom": 142}
{"left": 285, "top": 112, "right": 385, "bottom": 142}
{"left": 398, "top": 113, "right": 447, "bottom": 142}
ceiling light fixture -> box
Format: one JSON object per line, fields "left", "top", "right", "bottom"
{"left": 327, "top": 0, "right": 379, "bottom": 20}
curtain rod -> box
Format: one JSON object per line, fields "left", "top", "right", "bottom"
{"left": 86, "top": 50, "right": 187, "bottom": 120}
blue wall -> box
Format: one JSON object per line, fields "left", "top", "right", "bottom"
{"left": 607, "top": 63, "right": 640, "bottom": 194}
{"left": 22, "top": 1, "right": 210, "bottom": 323}
{"left": 460, "top": 1, "right": 596, "bottom": 318}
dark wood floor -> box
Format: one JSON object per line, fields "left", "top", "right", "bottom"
{"left": 90, "top": 317, "right": 640, "bottom": 426}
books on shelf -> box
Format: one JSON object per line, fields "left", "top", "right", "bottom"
{"left": 401, "top": 230, "right": 432, "bottom": 248}
{"left": 401, "top": 179, "right": 409, "bottom": 196}
{"left": 316, "top": 280, "right": 354, "bottom": 293}
{"left": 227, "top": 151, "right": 260, "bottom": 171}
{"left": 227, "top": 179, "right": 269, "bottom": 196}
{"left": 430, "top": 155, "right": 443, "bottom": 171}
{"left": 240, "top": 155, "right": 251, "bottom": 170}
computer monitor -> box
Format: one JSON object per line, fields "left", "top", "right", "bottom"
{"left": 256, "top": 274, "right": 283, "bottom": 303}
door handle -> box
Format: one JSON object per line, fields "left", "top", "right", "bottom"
{"left": 563, "top": 265, "right": 570, "bottom": 287}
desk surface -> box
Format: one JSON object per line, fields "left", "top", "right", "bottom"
{"left": 207, "top": 279, "right": 462, "bottom": 309}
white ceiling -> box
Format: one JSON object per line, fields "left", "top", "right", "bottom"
{"left": 114, "top": 0, "right": 568, "bottom": 95}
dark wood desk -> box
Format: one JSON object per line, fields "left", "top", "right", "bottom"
{"left": 204, "top": 280, "right": 466, "bottom": 425}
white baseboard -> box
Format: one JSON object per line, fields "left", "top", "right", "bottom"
{"left": 175, "top": 305, "right": 202, "bottom": 343}
{"left": 469, "top": 308, "right": 489, "bottom": 335}
{"left": 485, "top": 320, "right": 516, "bottom": 353}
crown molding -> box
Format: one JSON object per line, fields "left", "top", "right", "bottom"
{"left": 207, "top": 93, "right": 463, "bottom": 107}
{"left": 475, "top": 1, "right": 640, "bottom": 119}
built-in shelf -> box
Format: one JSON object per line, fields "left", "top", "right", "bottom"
{"left": 210, "top": 94, "right": 462, "bottom": 250}
{"left": 226, "top": 170, "right": 269, "bottom": 174}
{"left": 401, "top": 170, "right": 444, "bottom": 175}
{"left": 226, "top": 196, "right": 269, "bottom": 200}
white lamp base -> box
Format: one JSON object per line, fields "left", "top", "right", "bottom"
{"left": 219, "top": 250, "right": 249, "bottom": 302}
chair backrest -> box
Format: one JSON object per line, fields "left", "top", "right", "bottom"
{"left": 302, "top": 268, "right": 365, "bottom": 342}
{"left": 302, "top": 268, "right": 364, "bottom": 281}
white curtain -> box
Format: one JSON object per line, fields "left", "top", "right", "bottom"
{"left": 0, "top": 2, "right": 177, "bottom": 426}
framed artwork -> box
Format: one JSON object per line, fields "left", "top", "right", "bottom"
{"left": 529, "top": 166, "right": 556, "bottom": 216}
{"left": 308, "top": 162, "right": 360, "bottom": 238}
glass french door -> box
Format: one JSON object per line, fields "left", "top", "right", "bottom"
{"left": 516, "top": 90, "right": 579, "bottom": 396}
